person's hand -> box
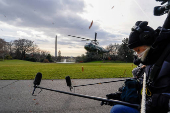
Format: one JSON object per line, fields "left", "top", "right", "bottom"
{"left": 141, "top": 65, "right": 146, "bottom": 68}
{"left": 106, "top": 92, "right": 121, "bottom": 100}
{"left": 133, "top": 56, "right": 141, "bottom": 65}
{"left": 132, "top": 65, "right": 145, "bottom": 78}
{"left": 100, "top": 101, "right": 115, "bottom": 106}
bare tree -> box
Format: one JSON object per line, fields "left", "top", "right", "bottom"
{"left": 0, "top": 38, "right": 53, "bottom": 62}
{"left": 6, "top": 41, "right": 13, "bottom": 56}
{"left": 104, "top": 43, "right": 120, "bottom": 60}
{"left": 106, "top": 43, "right": 120, "bottom": 55}
{"left": 0, "top": 38, "right": 6, "bottom": 60}
{"left": 33, "top": 47, "right": 41, "bottom": 61}
{"left": 13, "top": 39, "right": 34, "bottom": 59}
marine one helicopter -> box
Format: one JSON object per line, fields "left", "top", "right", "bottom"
{"left": 68, "top": 32, "right": 110, "bottom": 54}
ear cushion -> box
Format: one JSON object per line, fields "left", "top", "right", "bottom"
{"left": 139, "top": 25, "right": 156, "bottom": 45}
{"left": 138, "top": 21, "right": 148, "bottom": 28}
{"left": 135, "top": 21, "right": 142, "bottom": 26}
{"left": 139, "top": 31, "right": 154, "bottom": 45}
{"left": 131, "top": 21, "right": 156, "bottom": 46}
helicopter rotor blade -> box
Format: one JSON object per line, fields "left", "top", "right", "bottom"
{"left": 82, "top": 39, "right": 90, "bottom": 41}
{"left": 68, "top": 35, "right": 91, "bottom": 41}
{"left": 76, "top": 37, "right": 90, "bottom": 40}
{"left": 68, "top": 35, "right": 77, "bottom": 37}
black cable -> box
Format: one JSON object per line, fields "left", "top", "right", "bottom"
{"left": 73, "top": 79, "right": 126, "bottom": 88}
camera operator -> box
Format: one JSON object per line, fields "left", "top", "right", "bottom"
{"left": 108, "top": 21, "right": 170, "bottom": 113}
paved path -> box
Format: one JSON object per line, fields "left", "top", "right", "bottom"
{"left": 0, "top": 78, "right": 125, "bottom": 113}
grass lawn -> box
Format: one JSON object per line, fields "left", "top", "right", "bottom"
{"left": 0, "top": 60, "right": 136, "bottom": 80}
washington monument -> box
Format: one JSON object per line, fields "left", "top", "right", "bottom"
{"left": 55, "top": 35, "right": 57, "bottom": 57}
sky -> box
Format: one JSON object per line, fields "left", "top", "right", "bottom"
{"left": 0, "top": 0, "right": 167, "bottom": 57}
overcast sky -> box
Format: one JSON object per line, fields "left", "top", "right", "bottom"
{"left": 0, "top": 0, "right": 167, "bottom": 57}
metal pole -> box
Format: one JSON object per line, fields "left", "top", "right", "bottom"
{"left": 35, "top": 86, "right": 140, "bottom": 109}
{"left": 141, "top": 73, "right": 146, "bottom": 113}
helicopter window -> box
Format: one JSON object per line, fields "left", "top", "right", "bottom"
{"left": 86, "top": 43, "right": 92, "bottom": 45}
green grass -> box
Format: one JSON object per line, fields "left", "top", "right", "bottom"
{"left": 87, "top": 60, "right": 125, "bottom": 63}
{"left": 86, "top": 61, "right": 104, "bottom": 63}
{"left": 0, "top": 60, "right": 135, "bottom": 80}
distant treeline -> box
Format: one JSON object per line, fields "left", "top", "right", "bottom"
{"left": 0, "top": 38, "right": 134, "bottom": 63}
{"left": 0, "top": 38, "right": 53, "bottom": 62}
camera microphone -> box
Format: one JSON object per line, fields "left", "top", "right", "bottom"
{"left": 33, "top": 72, "right": 42, "bottom": 86}
{"left": 65, "top": 76, "right": 72, "bottom": 87}
{"left": 32, "top": 72, "right": 42, "bottom": 96}
{"left": 65, "top": 76, "right": 73, "bottom": 91}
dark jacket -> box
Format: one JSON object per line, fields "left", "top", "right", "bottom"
{"left": 142, "top": 31, "right": 170, "bottom": 113}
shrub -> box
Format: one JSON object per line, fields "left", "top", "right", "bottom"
{"left": 5, "top": 55, "right": 13, "bottom": 60}
{"left": 30, "top": 58, "right": 36, "bottom": 62}
{"left": 43, "top": 59, "right": 49, "bottom": 63}
{"left": 25, "top": 57, "right": 36, "bottom": 62}
{"left": 46, "top": 54, "right": 53, "bottom": 62}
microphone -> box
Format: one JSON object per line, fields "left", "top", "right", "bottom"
{"left": 33, "top": 72, "right": 42, "bottom": 86}
{"left": 65, "top": 76, "right": 73, "bottom": 91}
{"left": 65, "top": 76, "right": 72, "bottom": 87}
{"left": 32, "top": 72, "right": 42, "bottom": 96}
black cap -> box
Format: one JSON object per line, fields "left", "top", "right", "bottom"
{"left": 128, "top": 21, "right": 155, "bottom": 49}
{"left": 128, "top": 31, "right": 143, "bottom": 49}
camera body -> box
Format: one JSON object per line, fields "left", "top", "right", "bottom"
{"left": 156, "top": 0, "right": 167, "bottom": 1}
{"left": 154, "top": 0, "right": 170, "bottom": 16}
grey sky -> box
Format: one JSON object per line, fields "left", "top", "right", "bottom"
{"left": 0, "top": 0, "right": 167, "bottom": 56}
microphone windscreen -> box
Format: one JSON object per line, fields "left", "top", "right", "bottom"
{"left": 65, "top": 76, "right": 72, "bottom": 87}
{"left": 33, "top": 72, "right": 42, "bottom": 85}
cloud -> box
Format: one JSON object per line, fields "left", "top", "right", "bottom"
{"left": 0, "top": 0, "right": 167, "bottom": 56}
{"left": 17, "top": 31, "right": 31, "bottom": 37}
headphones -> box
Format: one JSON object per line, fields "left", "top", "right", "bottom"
{"left": 131, "top": 21, "right": 155, "bottom": 45}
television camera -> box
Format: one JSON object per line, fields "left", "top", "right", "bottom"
{"left": 154, "top": 0, "right": 170, "bottom": 16}
{"left": 154, "top": 0, "right": 170, "bottom": 32}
